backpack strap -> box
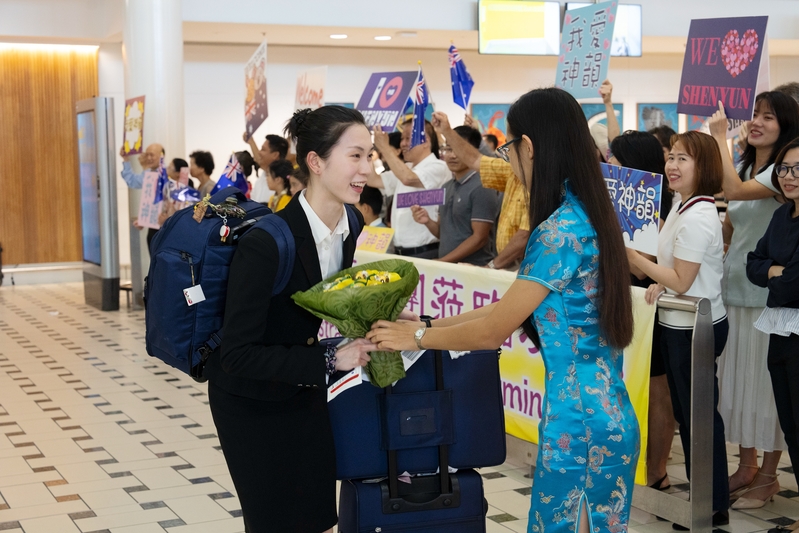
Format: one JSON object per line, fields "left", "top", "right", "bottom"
{"left": 252, "top": 215, "right": 296, "bottom": 295}
{"left": 345, "top": 204, "right": 362, "bottom": 239}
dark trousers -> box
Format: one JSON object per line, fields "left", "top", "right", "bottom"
{"left": 661, "top": 319, "right": 730, "bottom": 512}
{"left": 768, "top": 333, "right": 799, "bottom": 488}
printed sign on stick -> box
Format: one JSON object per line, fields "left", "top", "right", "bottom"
{"left": 122, "top": 96, "right": 145, "bottom": 156}
{"left": 677, "top": 16, "right": 769, "bottom": 121}
{"left": 356, "top": 71, "right": 417, "bottom": 131}
{"left": 245, "top": 40, "right": 268, "bottom": 136}
{"left": 395, "top": 189, "right": 446, "bottom": 209}
{"left": 356, "top": 226, "right": 395, "bottom": 254}
{"left": 556, "top": 1, "right": 618, "bottom": 99}
{"left": 137, "top": 171, "right": 162, "bottom": 230}
{"left": 601, "top": 162, "right": 663, "bottom": 255}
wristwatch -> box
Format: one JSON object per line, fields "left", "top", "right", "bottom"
{"left": 414, "top": 327, "right": 427, "bottom": 350}
{"left": 487, "top": 260, "right": 496, "bottom": 269}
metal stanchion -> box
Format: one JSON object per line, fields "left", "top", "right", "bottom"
{"left": 631, "top": 294, "right": 714, "bottom": 533}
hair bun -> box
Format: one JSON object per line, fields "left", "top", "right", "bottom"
{"left": 287, "top": 108, "right": 313, "bottom": 140}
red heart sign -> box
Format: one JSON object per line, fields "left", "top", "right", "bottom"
{"left": 721, "top": 29, "right": 759, "bottom": 78}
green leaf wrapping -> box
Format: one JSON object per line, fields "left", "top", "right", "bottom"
{"left": 291, "top": 259, "right": 420, "bottom": 388}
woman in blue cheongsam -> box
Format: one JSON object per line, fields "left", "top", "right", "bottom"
{"left": 369, "top": 87, "right": 640, "bottom": 533}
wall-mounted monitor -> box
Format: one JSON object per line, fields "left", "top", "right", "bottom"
{"left": 566, "top": 3, "right": 642, "bottom": 57}
{"left": 478, "top": 0, "right": 561, "bottom": 55}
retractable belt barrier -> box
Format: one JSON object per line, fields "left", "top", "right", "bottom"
{"left": 631, "top": 294, "right": 714, "bottom": 533}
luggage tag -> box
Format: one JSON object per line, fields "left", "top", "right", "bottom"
{"left": 400, "top": 350, "right": 425, "bottom": 371}
{"left": 327, "top": 366, "right": 363, "bottom": 402}
{"left": 183, "top": 285, "right": 206, "bottom": 306}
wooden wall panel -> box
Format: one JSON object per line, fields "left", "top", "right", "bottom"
{"left": 0, "top": 45, "right": 98, "bottom": 265}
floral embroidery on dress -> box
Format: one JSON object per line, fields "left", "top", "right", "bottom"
{"left": 596, "top": 477, "right": 629, "bottom": 533}
{"left": 518, "top": 184, "right": 639, "bottom": 533}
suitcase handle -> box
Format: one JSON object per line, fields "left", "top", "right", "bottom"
{"left": 386, "top": 349, "right": 451, "bottom": 501}
{"left": 379, "top": 473, "right": 461, "bottom": 514}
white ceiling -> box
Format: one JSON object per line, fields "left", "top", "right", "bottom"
{"left": 0, "top": 0, "right": 797, "bottom": 55}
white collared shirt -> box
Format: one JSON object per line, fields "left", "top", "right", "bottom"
{"left": 380, "top": 152, "right": 451, "bottom": 248}
{"left": 298, "top": 190, "right": 350, "bottom": 280}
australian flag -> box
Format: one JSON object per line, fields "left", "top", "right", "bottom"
{"left": 410, "top": 64, "right": 429, "bottom": 148}
{"left": 449, "top": 44, "right": 474, "bottom": 110}
{"left": 153, "top": 156, "right": 168, "bottom": 203}
{"left": 170, "top": 185, "right": 202, "bottom": 204}
{"left": 211, "top": 153, "right": 249, "bottom": 195}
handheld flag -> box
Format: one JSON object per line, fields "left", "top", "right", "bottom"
{"left": 216, "top": 153, "right": 249, "bottom": 194}
{"left": 153, "top": 156, "right": 168, "bottom": 203}
{"left": 210, "top": 174, "right": 238, "bottom": 195}
{"left": 410, "top": 63, "right": 429, "bottom": 149}
{"left": 448, "top": 44, "right": 474, "bottom": 110}
{"left": 170, "top": 185, "right": 202, "bottom": 204}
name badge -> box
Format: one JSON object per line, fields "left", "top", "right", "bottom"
{"left": 183, "top": 285, "right": 206, "bottom": 306}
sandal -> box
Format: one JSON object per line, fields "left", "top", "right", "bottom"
{"left": 731, "top": 473, "right": 780, "bottom": 510}
{"left": 648, "top": 473, "right": 671, "bottom": 491}
{"left": 729, "top": 463, "right": 760, "bottom": 498}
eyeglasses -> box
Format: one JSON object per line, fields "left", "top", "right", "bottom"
{"left": 496, "top": 138, "right": 521, "bottom": 162}
{"left": 776, "top": 164, "right": 799, "bottom": 179}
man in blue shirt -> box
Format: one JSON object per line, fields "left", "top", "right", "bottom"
{"left": 119, "top": 143, "right": 164, "bottom": 189}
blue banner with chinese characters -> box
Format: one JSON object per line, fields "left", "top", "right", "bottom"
{"left": 601, "top": 162, "right": 662, "bottom": 255}
{"left": 556, "top": 1, "right": 618, "bottom": 99}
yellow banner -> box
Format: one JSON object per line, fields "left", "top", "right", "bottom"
{"left": 353, "top": 251, "right": 654, "bottom": 485}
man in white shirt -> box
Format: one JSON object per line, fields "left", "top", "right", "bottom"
{"left": 367, "top": 119, "right": 450, "bottom": 258}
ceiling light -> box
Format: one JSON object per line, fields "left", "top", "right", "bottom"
{"left": 0, "top": 42, "right": 98, "bottom": 53}
{"left": 397, "top": 32, "right": 417, "bottom": 38}
{"left": 374, "top": 36, "right": 392, "bottom": 41}
{"left": 329, "top": 34, "right": 348, "bottom": 39}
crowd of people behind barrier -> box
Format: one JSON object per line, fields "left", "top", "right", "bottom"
{"left": 121, "top": 80, "right": 799, "bottom": 533}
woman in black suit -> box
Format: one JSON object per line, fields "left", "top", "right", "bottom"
{"left": 206, "top": 106, "right": 378, "bottom": 533}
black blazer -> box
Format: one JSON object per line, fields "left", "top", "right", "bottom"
{"left": 205, "top": 194, "right": 364, "bottom": 401}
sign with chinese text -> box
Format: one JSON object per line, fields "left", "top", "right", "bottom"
{"left": 677, "top": 16, "right": 769, "bottom": 121}
{"left": 122, "top": 96, "right": 145, "bottom": 156}
{"left": 601, "top": 162, "right": 662, "bottom": 255}
{"left": 356, "top": 226, "right": 395, "bottom": 253}
{"left": 137, "top": 171, "right": 162, "bottom": 230}
{"left": 178, "top": 167, "right": 189, "bottom": 187}
{"left": 245, "top": 40, "right": 268, "bottom": 136}
{"left": 295, "top": 66, "right": 326, "bottom": 111}
{"left": 395, "top": 188, "right": 446, "bottom": 209}
{"left": 356, "top": 71, "right": 417, "bottom": 130}
{"left": 327, "top": 251, "right": 654, "bottom": 485}
{"left": 556, "top": 1, "right": 618, "bottom": 99}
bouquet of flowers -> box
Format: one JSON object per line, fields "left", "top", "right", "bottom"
{"left": 292, "top": 259, "right": 419, "bottom": 388}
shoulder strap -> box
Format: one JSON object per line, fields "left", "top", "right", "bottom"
{"left": 345, "top": 204, "right": 362, "bottom": 238}
{"left": 254, "top": 215, "right": 296, "bottom": 295}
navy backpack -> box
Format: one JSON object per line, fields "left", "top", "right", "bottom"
{"left": 144, "top": 187, "right": 292, "bottom": 382}
{"left": 144, "top": 187, "right": 360, "bottom": 382}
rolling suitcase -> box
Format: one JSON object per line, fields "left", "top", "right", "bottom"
{"left": 338, "top": 350, "right": 488, "bottom": 532}
{"left": 339, "top": 469, "right": 487, "bottom": 533}
{"left": 327, "top": 343, "right": 506, "bottom": 480}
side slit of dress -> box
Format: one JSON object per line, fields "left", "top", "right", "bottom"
{"left": 576, "top": 491, "right": 594, "bottom": 533}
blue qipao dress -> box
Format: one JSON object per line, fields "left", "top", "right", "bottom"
{"left": 518, "top": 183, "right": 640, "bottom": 533}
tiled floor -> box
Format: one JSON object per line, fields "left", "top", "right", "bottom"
{"left": 1, "top": 283, "right": 797, "bottom": 533}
